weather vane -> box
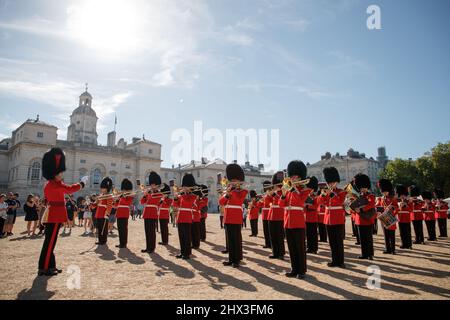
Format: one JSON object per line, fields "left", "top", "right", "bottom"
{"left": 85, "top": 83, "right": 88, "bottom": 92}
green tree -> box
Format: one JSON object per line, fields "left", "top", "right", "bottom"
{"left": 380, "top": 158, "right": 421, "bottom": 187}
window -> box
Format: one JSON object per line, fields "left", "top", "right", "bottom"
{"left": 125, "top": 164, "right": 131, "bottom": 169}
{"left": 111, "top": 163, "right": 116, "bottom": 167}
{"left": 165, "top": 173, "right": 168, "bottom": 179}
{"left": 197, "top": 171, "right": 200, "bottom": 178}
{"left": 92, "top": 168, "right": 102, "bottom": 186}
{"left": 37, "top": 132, "right": 44, "bottom": 138}
{"left": 30, "top": 162, "right": 41, "bottom": 181}
{"left": 80, "top": 159, "right": 86, "bottom": 164}
{"left": 148, "top": 149, "right": 153, "bottom": 154}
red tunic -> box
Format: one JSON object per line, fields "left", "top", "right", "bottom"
{"left": 397, "top": 199, "right": 411, "bottom": 223}
{"left": 43, "top": 180, "right": 82, "bottom": 223}
{"left": 173, "top": 193, "right": 197, "bottom": 224}
{"left": 192, "top": 199, "right": 202, "bottom": 223}
{"left": 305, "top": 196, "right": 319, "bottom": 223}
{"left": 141, "top": 192, "right": 163, "bottom": 219}
{"left": 354, "top": 194, "right": 376, "bottom": 226}
{"left": 423, "top": 203, "right": 436, "bottom": 221}
{"left": 434, "top": 201, "right": 449, "bottom": 219}
{"left": 318, "top": 189, "right": 347, "bottom": 226}
{"left": 248, "top": 199, "right": 262, "bottom": 220}
{"left": 96, "top": 198, "right": 113, "bottom": 219}
{"left": 268, "top": 190, "right": 284, "bottom": 221}
{"left": 260, "top": 194, "right": 271, "bottom": 221}
{"left": 278, "top": 187, "right": 310, "bottom": 229}
{"left": 198, "top": 198, "right": 209, "bottom": 219}
{"left": 376, "top": 196, "right": 398, "bottom": 230}
{"left": 219, "top": 189, "right": 248, "bottom": 225}
{"left": 116, "top": 196, "right": 134, "bottom": 218}
{"left": 318, "top": 203, "right": 326, "bottom": 224}
{"left": 410, "top": 200, "right": 424, "bottom": 221}
{"left": 158, "top": 197, "right": 172, "bottom": 220}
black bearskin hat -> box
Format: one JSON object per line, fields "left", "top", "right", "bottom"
{"left": 148, "top": 171, "right": 161, "bottom": 186}
{"left": 250, "top": 190, "right": 257, "bottom": 198}
{"left": 395, "top": 185, "right": 408, "bottom": 197}
{"left": 323, "top": 167, "right": 340, "bottom": 184}
{"left": 200, "top": 184, "right": 208, "bottom": 197}
{"left": 226, "top": 164, "right": 245, "bottom": 182}
{"left": 121, "top": 179, "right": 133, "bottom": 191}
{"left": 409, "top": 185, "right": 421, "bottom": 197}
{"left": 378, "top": 179, "right": 393, "bottom": 193}
{"left": 354, "top": 173, "right": 371, "bottom": 190}
{"left": 160, "top": 183, "right": 170, "bottom": 194}
{"left": 42, "top": 148, "right": 66, "bottom": 180}
{"left": 182, "top": 174, "right": 196, "bottom": 187}
{"left": 421, "top": 191, "right": 432, "bottom": 200}
{"left": 100, "top": 177, "right": 113, "bottom": 192}
{"left": 262, "top": 180, "right": 272, "bottom": 192}
{"left": 434, "top": 189, "right": 444, "bottom": 199}
{"left": 306, "top": 176, "right": 319, "bottom": 192}
{"left": 287, "top": 160, "right": 307, "bottom": 180}
{"left": 272, "top": 171, "right": 284, "bottom": 185}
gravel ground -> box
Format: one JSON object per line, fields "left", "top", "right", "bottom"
{"left": 1, "top": 215, "right": 449, "bottom": 300}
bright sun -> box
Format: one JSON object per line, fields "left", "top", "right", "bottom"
{"left": 67, "top": 0, "right": 142, "bottom": 54}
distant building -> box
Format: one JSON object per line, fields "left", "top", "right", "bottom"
{"left": 0, "top": 88, "right": 162, "bottom": 201}
{"left": 161, "top": 158, "right": 272, "bottom": 212}
{"left": 307, "top": 148, "right": 387, "bottom": 189}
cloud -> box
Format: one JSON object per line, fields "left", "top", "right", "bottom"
{"left": 225, "top": 33, "right": 255, "bottom": 47}
{"left": 328, "top": 50, "right": 371, "bottom": 73}
{"left": 284, "top": 19, "right": 310, "bottom": 31}
{"left": 238, "top": 82, "right": 331, "bottom": 99}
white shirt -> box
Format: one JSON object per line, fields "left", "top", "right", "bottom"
{"left": 0, "top": 203, "right": 7, "bottom": 219}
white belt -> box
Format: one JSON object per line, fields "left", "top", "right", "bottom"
{"left": 159, "top": 208, "right": 169, "bottom": 211}
{"left": 145, "top": 205, "right": 159, "bottom": 209}
{"left": 224, "top": 205, "right": 243, "bottom": 210}
{"left": 399, "top": 211, "right": 410, "bottom": 214}
{"left": 117, "top": 205, "right": 130, "bottom": 209}
{"left": 262, "top": 208, "right": 270, "bottom": 211}
{"left": 178, "top": 208, "right": 193, "bottom": 212}
{"left": 438, "top": 209, "right": 447, "bottom": 212}
{"left": 327, "top": 206, "right": 344, "bottom": 210}
{"left": 286, "top": 206, "right": 304, "bottom": 211}
{"left": 271, "top": 205, "right": 280, "bottom": 209}
{"left": 413, "top": 210, "right": 422, "bottom": 213}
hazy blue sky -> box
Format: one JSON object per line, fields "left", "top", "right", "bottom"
{"left": 0, "top": 0, "right": 449, "bottom": 169}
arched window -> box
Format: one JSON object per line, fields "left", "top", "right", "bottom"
{"left": 28, "top": 161, "right": 41, "bottom": 181}
{"left": 92, "top": 168, "right": 102, "bottom": 186}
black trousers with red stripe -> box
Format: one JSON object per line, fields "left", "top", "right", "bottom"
{"left": 225, "top": 224, "right": 242, "bottom": 264}
{"left": 437, "top": 218, "right": 447, "bottom": 237}
{"left": 117, "top": 218, "right": 128, "bottom": 247}
{"left": 285, "top": 228, "right": 306, "bottom": 275}
{"left": 144, "top": 219, "right": 157, "bottom": 252}
{"left": 413, "top": 220, "right": 425, "bottom": 243}
{"left": 318, "top": 223, "right": 327, "bottom": 242}
{"left": 191, "top": 221, "right": 201, "bottom": 248}
{"left": 97, "top": 218, "right": 108, "bottom": 245}
{"left": 177, "top": 223, "right": 192, "bottom": 258}
{"left": 250, "top": 219, "right": 258, "bottom": 236}
{"left": 200, "top": 217, "right": 207, "bottom": 241}
{"left": 220, "top": 216, "right": 224, "bottom": 229}
{"left": 38, "top": 223, "right": 61, "bottom": 271}
{"left": 263, "top": 220, "right": 271, "bottom": 247}
{"left": 306, "top": 222, "right": 318, "bottom": 253}
{"left": 383, "top": 228, "right": 396, "bottom": 253}
{"left": 357, "top": 225, "right": 374, "bottom": 258}
{"left": 425, "top": 220, "right": 437, "bottom": 241}
{"left": 159, "top": 219, "right": 169, "bottom": 244}
{"left": 268, "top": 220, "right": 285, "bottom": 257}
{"left": 327, "top": 224, "right": 345, "bottom": 265}
{"left": 399, "top": 222, "right": 412, "bottom": 248}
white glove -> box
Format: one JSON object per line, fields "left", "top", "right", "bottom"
{"left": 81, "top": 176, "right": 89, "bottom": 185}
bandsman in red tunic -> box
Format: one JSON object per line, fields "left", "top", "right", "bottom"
{"left": 158, "top": 183, "right": 172, "bottom": 245}
{"left": 39, "top": 148, "right": 87, "bottom": 276}
{"left": 248, "top": 190, "right": 262, "bottom": 237}
{"left": 422, "top": 191, "right": 437, "bottom": 241}
{"left": 305, "top": 176, "right": 319, "bottom": 254}
{"left": 377, "top": 179, "right": 398, "bottom": 254}
{"left": 396, "top": 185, "right": 413, "bottom": 249}
{"left": 199, "top": 184, "right": 209, "bottom": 242}
{"left": 267, "top": 171, "right": 286, "bottom": 260}
{"left": 434, "top": 189, "right": 448, "bottom": 238}
{"left": 353, "top": 174, "right": 376, "bottom": 260}
{"left": 96, "top": 178, "right": 114, "bottom": 245}
{"left": 115, "top": 179, "right": 134, "bottom": 249}
{"left": 278, "top": 161, "right": 311, "bottom": 279}
{"left": 191, "top": 188, "right": 202, "bottom": 249}
{"left": 219, "top": 164, "right": 248, "bottom": 268}
{"left": 317, "top": 190, "right": 328, "bottom": 243}
{"left": 318, "top": 167, "right": 347, "bottom": 268}
{"left": 140, "top": 172, "right": 163, "bottom": 253}
{"left": 409, "top": 186, "right": 425, "bottom": 244}
{"left": 260, "top": 181, "right": 272, "bottom": 248}
{"left": 173, "top": 174, "right": 198, "bottom": 259}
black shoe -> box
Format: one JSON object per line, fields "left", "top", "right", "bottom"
{"left": 263, "top": 245, "right": 270, "bottom": 249}
{"left": 355, "top": 242, "right": 361, "bottom": 245}
{"left": 296, "top": 273, "right": 305, "bottom": 279}
{"left": 327, "top": 263, "right": 338, "bottom": 267}
{"left": 176, "top": 254, "right": 183, "bottom": 259}
{"left": 38, "top": 270, "right": 58, "bottom": 277}
{"left": 221, "top": 250, "right": 229, "bottom": 254}
{"left": 383, "top": 251, "right": 390, "bottom": 254}
{"left": 391, "top": 251, "right": 396, "bottom": 255}
{"left": 400, "top": 246, "right": 406, "bottom": 249}
{"left": 358, "top": 256, "right": 369, "bottom": 259}
{"left": 116, "top": 245, "right": 126, "bottom": 248}
{"left": 369, "top": 256, "right": 374, "bottom": 260}
{"left": 223, "top": 261, "right": 233, "bottom": 266}
{"left": 277, "top": 256, "right": 285, "bottom": 261}
{"left": 141, "top": 249, "right": 150, "bottom": 253}
{"left": 339, "top": 264, "right": 346, "bottom": 269}
{"left": 285, "top": 272, "right": 297, "bottom": 278}
{"left": 232, "top": 263, "right": 240, "bottom": 268}
{"left": 182, "top": 256, "right": 190, "bottom": 260}
{"left": 413, "top": 241, "right": 421, "bottom": 244}
{"left": 50, "top": 268, "right": 62, "bottom": 274}
{"left": 269, "top": 255, "right": 277, "bottom": 259}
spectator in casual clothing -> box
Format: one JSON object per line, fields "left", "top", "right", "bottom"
{"left": 0, "top": 194, "right": 7, "bottom": 237}
{"left": 24, "top": 194, "right": 39, "bottom": 236}
{"left": 4, "top": 192, "right": 18, "bottom": 236}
